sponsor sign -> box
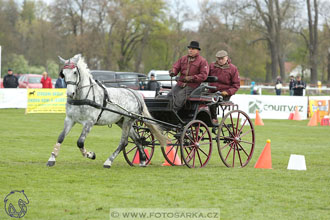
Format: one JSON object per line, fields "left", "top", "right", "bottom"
{"left": 308, "top": 96, "right": 330, "bottom": 118}
{"left": 230, "top": 95, "right": 308, "bottom": 119}
{"left": 26, "top": 89, "right": 66, "bottom": 113}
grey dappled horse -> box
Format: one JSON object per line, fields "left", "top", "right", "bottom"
{"left": 46, "top": 54, "right": 166, "bottom": 168}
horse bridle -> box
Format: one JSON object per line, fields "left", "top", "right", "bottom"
{"left": 62, "top": 61, "right": 81, "bottom": 88}
{"left": 61, "top": 61, "right": 97, "bottom": 101}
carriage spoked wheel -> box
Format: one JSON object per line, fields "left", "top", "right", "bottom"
{"left": 123, "top": 120, "right": 156, "bottom": 166}
{"left": 161, "top": 129, "right": 185, "bottom": 166}
{"left": 217, "top": 110, "right": 255, "bottom": 168}
{"left": 180, "top": 120, "right": 212, "bottom": 168}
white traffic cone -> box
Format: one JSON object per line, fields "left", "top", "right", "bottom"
{"left": 287, "top": 154, "right": 307, "bottom": 171}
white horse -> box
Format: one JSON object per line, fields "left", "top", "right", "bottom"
{"left": 46, "top": 54, "right": 166, "bottom": 168}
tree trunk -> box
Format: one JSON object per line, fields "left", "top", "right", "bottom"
{"left": 307, "top": 0, "right": 319, "bottom": 84}
{"left": 328, "top": 48, "right": 330, "bottom": 83}
{"left": 266, "top": 61, "right": 272, "bottom": 82}
{"left": 268, "top": 38, "right": 278, "bottom": 81}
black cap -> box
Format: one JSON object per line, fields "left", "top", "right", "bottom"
{"left": 150, "top": 73, "right": 155, "bottom": 77}
{"left": 8, "top": 68, "right": 12, "bottom": 71}
{"left": 187, "top": 41, "right": 201, "bottom": 50}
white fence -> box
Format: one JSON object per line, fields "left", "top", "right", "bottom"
{"left": 1, "top": 89, "right": 329, "bottom": 120}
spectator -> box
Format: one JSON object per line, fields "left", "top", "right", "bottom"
{"left": 275, "top": 76, "right": 282, "bottom": 95}
{"left": 293, "top": 75, "right": 306, "bottom": 96}
{"left": 41, "top": 72, "right": 53, "bottom": 88}
{"left": 3, "top": 68, "right": 19, "bottom": 88}
{"left": 289, "top": 74, "right": 295, "bottom": 96}
{"left": 55, "top": 72, "right": 67, "bottom": 88}
{"left": 208, "top": 50, "right": 240, "bottom": 123}
{"left": 146, "top": 73, "right": 160, "bottom": 95}
{"left": 167, "top": 41, "right": 209, "bottom": 112}
{"left": 250, "top": 81, "right": 255, "bottom": 95}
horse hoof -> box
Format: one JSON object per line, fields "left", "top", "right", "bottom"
{"left": 103, "top": 165, "right": 111, "bottom": 169}
{"left": 87, "top": 152, "right": 96, "bottom": 160}
{"left": 46, "top": 161, "right": 55, "bottom": 167}
{"left": 90, "top": 152, "right": 96, "bottom": 160}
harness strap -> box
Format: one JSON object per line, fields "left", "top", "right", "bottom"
{"left": 95, "top": 80, "right": 110, "bottom": 122}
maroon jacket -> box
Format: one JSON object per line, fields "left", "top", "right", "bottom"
{"left": 172, "top": 54, "right": 209, "bottom": 88}
{"left": 209, "top": 59, "right": 240, "bottom": 95}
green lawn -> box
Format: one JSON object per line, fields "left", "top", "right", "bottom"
{"left": 0, "top": 109, "right": 329, "bottom": 220}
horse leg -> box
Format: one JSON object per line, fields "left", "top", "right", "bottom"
{"left": 46, "top": 117, "right": 75, "bottom": 167}
{"left": 77, "top": 121, "right": 96, "bottom": 160}
{"left": 129, "top": 125, "right": 147, "bottom": 167}
{"left": 103, "top": 119, "right": 133, "bottom": 168}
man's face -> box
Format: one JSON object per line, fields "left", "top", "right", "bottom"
{"left": 8, "top": 70, "right": 13, "bottom": 75}
{"left": 188, "top": 48, "right": 199, "bottom": 57}
{"left": 217, "top": 56, "right": 228, "bottom": 65}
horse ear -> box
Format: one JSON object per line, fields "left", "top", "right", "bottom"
{"left": 58, "top": 56, "right": 66, "bottom": 64}
{"left": 72, "top": 54, "right": 82, "bottom": 63}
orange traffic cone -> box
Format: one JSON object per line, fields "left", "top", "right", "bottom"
{"left": 292, "top": 106, "right": 301, "bottom": 120}
{"left": 162, "top": 145, "right": 182, "bottom": 166}
{"left": 288, "top": 113, "right": 294, "bottom": 120}
{"left": 254, "top": 139, "right": 272, "bottom": 169}
{"left": 132, "top": 149, "right": 150, "bottom": 164}
{"left": 255, "top": 109, "right": 264, "bottom": 126}
{"left": 307, "top": 111, "right": 318, "bottom": 126}
{"left": 316, "top": 109, "right": 321, "bottom": 123}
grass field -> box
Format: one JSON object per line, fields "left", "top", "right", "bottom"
{"left": 0, "top": 109, "right": 329, "bottom": 220}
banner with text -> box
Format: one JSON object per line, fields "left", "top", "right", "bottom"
{"left": 26, "top": 89, "right": 66, "bottom": 113}
{"left": 230, "top": 95, "right": 308, "bottom": 119}
{"left": 308, "top": 96, "right": 330, "bottom": 118}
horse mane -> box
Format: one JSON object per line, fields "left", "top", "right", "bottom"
{"left": 76, "top": 56, "right": 92, "bottom": 78}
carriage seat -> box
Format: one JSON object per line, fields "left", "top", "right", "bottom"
{"left": 187, "top": 76, "right": 223, "bottom": 104}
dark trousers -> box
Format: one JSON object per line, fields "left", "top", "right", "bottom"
{"left": 167, "top": 85, "right": 194, "bottom": 112}
{"left": 275, "top": 89, "right": 281, "bottom": 95}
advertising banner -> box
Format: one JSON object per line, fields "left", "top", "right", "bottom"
{"left": 230, "top": 95, "right": 308, "bottom": 119}
{"left": 308, "top": 96, "right": 330, "bottom": 118}
{"left": 26, "top": 89, "right": 66, "bottom": 113}
{"left": 0, "top": 89, "right": 27, "bottom": 108}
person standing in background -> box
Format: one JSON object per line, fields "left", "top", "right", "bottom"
{"left": 293, "top": 75, "right": 306, "bottom": 96}
{"left": 3, "top": 68, "right": 18, "bottom": 88}
{"left": 41, "top": 72, "right": 53, "bottom": 88}
{"left": 289, "top": 74, "right": 295, "bottom": 96}
{"left": 275, "top": 76, "right": 282, "bottom": 95}
{"left": 55, "top": 72, "right": 66, "bottom": 88}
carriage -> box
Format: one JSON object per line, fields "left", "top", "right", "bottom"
{"left": 47, "top": 54, "right": 254, "bottom": 169}
{"left": 122, "top": 76, "right": 255, "bottom": 168}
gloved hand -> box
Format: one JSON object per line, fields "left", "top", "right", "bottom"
{"left": 221, "top": 91, "right": 229, "bottom": 96}
{"left": 182, "top": 75, "right": 194, "bottom": 82}
{"left": 169, "top": 70, "right": 175, "bottom": 77}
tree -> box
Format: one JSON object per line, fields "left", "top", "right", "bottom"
{"left": 306, "top": 0, "right": 319, "bottom": 84}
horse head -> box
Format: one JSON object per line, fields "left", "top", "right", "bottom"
{"left": 58, "top": 54, "right": 84, "bottom": 99}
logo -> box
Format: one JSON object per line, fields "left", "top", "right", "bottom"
{"left": 4, "top": 190, "right": 29, "bottom": 218}
{"left": 248, "top": 100, "right": 263, "bottom": 114}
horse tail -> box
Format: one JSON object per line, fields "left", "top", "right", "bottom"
{"left": 141, "top": 102, "right": 167, "bottom": 147}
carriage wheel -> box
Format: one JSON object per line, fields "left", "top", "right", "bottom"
{"left": 180, "top": 120, "right": 212, "bottom": 168}
{"left": 217, "top": 110, "right": 255, "bottom": 168}
{"left": 161, "top": 129, "right": 184, "bottom": 166}
{"left": 123, "top": 121, "right": 155, "bottom": 166}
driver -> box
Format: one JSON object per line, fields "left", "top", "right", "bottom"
{"left": 208, "top": 50, "right": 240, "bottom": 123}
{"left": 168, "top": 41, "right": 209, "bottom": 112}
